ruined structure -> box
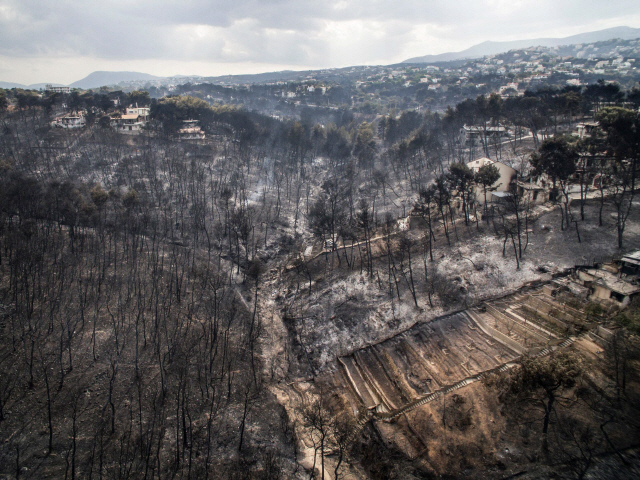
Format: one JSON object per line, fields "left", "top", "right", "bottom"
{"left": 573, "top": 252, "right": 640, "bottom": 307}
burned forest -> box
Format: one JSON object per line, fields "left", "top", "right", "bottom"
{"left": 1, "top": 82, "right": 640, "bottom": 480}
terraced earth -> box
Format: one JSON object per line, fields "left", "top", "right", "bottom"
{"left": 282, "top": 283, "right": 595, "bottom": 477}
{"left": 335, "top": 287, "right": 577, "bottom": 417}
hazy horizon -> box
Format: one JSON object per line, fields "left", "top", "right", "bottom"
{"left": 1, "top": 0, "right": 640, "bottom": 85}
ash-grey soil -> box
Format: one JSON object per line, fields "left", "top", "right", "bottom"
{"left": 265, "top": 199, "right": 640, "bottom": 380}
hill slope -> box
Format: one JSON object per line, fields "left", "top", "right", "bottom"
{"left": 0, "top": 81, "right": 67, "bottom": 90}
{"left": 403, "top": 26, "right": 640, "bottom": 63}
{"left": 69, "top": 71, "right": 162, "bottom": 89}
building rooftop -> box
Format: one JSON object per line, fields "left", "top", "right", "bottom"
{"left": 553, "top": 277, "right": 590, "bottom": 297}
{"left": 467, "top": 157, "right": 494, "bottom": 169}
{"left": 622, "top": 250, "right": 640, "bottom": 266}
{"left": 491, "top": 191, "right": 512, "bottom": 198}
{"left": 517, "top": 181, "right": 545, "bottom": 190}
{"left": 584, "top": 268, "right": 640, "bottom": 296}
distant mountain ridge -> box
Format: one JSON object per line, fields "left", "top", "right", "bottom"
{"left": 0, "top": 71, "right": 162, "bottom": 90}
{"left": 202, "top": 70, "right": 313, "bottom": 84}
{"left": 0, "top": 81, "right": 66, "bottom": 89}
{"left": 69, "top": 71, "right": 162, "bottom": 89}
{"left": 2, "top": 26, "right": 640, "bottom": 90}
{"left": 403, "top": 26, "right": 640, "bottom": 64}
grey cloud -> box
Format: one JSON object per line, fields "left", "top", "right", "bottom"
{"left": 0, "top": 0, "right": 639, "bottom": 66}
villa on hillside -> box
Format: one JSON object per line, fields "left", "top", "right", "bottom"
{"left": 112, "top": 114, "right": 146, "bottom": 134}
{"left": 112, "top": 107, "right": 150, "bottom": 134}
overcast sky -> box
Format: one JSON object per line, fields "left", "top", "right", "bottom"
{"left": 1, "top": 0, "right": 640, "bottom": 85}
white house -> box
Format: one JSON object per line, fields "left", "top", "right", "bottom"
{"left": 112, "top": 106, "right": 151, "bottom": 134}
{"left": 46, "top": 85, "right": 71, "bottom": 94}
{"left": 125, "top": 107, "right": 150, "bottom": 120}
{"left": 467, "top": 157, "right": 517, "bottom": 204}
{"left": 112, "top": 114, "right": 146, "bottom": 134}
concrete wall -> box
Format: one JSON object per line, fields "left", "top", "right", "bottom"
{"left": 597, "top": 326, "right": 615, "bottom": 341}
{"left": 591, "top": 285, "right": 611, "bottom": 300}
{"left": 465, "top": 310, "right": 526, "bottom": 355}
{"left": 492, "top": 162, "right": 517, "bottom": 192}
{"left": 522, "top": 296, "right": 570, "bottom": 330}
{"left": 577, "top": 270, "right": 595, "bottom": 283}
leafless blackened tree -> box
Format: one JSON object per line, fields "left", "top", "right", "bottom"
{"left": 397, "top": 231, "right": 419, "bottom": 308}
{"left": 356, "top": 199, "right": 374, "bottom": 277}
{"left": 417, "top": 185, "right": 437, "bottom": 261}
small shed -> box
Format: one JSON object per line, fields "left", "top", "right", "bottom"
{"left": 517, "top": 181, "right": 549, "bottom": 205}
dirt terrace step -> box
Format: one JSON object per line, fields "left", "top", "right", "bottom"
{"left": 373, "top": 337, "right": 578, "bottom": 421}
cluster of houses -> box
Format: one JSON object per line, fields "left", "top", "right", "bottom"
{"left": 456, "top": 113, "right": 639, "bottom": 211}
{"left": 418, "top": 156, "right": 640, "bottom": 308}
{"left": 462, "top": 149, "right": 626, "bottom": 211}
{"left": 52, "top": 107, "right": 151, "bottom": 133}
{"left": 436, "top": 121, "right": 640, "bottom": 310}
{"left": 51, "top": 107, "right": 205, "bottom": 141}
